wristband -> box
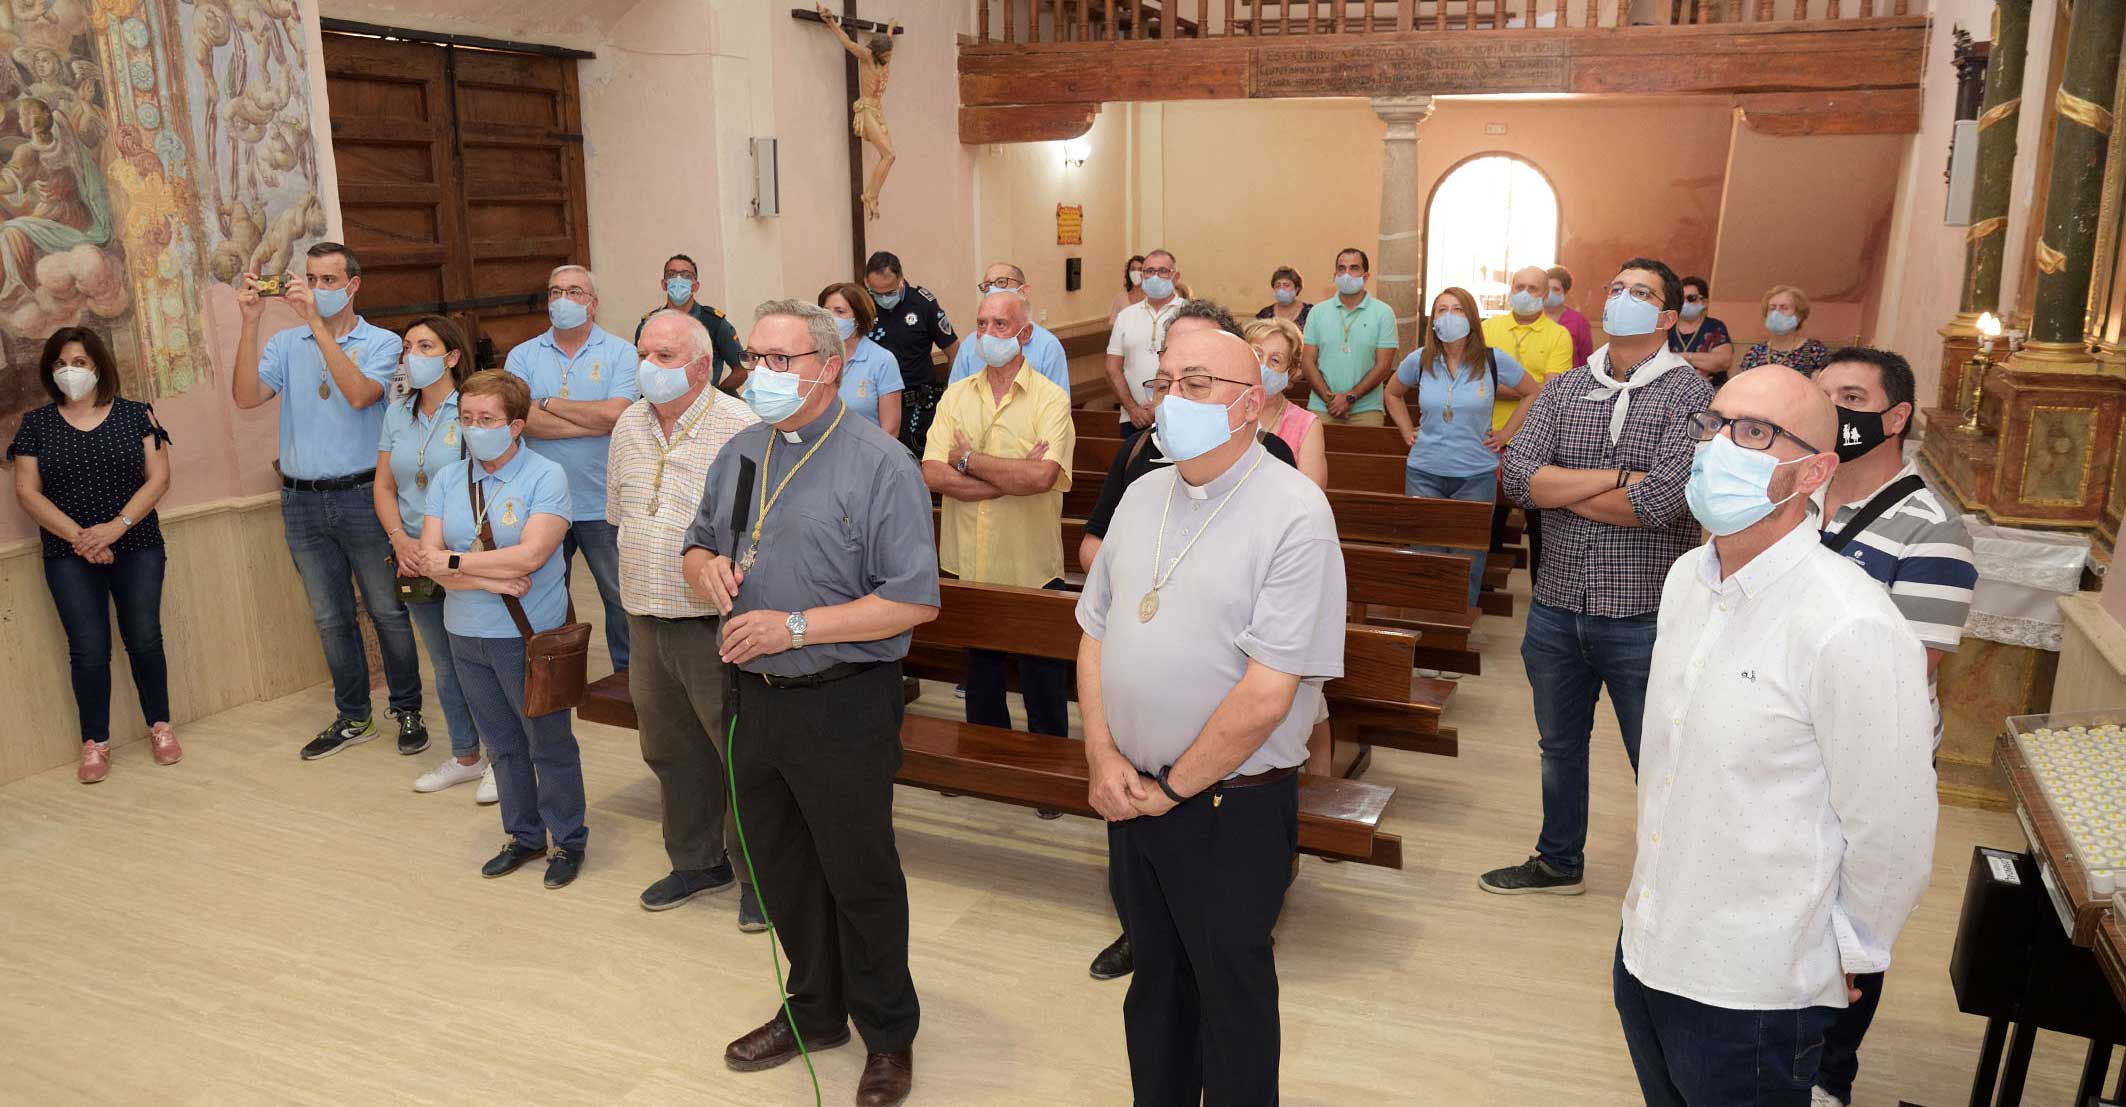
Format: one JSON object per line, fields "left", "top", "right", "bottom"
{"left": 119, "top": 513, "right": 136, "bottom": 528}
{"left": 1155, "top": 766, "right": 1188, "bottom": 805}
{"left": 1615, "top": 468, "right": 1629, "bottom": 489}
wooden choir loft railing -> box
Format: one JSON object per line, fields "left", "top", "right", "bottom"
{"left": 973, "top": 0, "right": 1912, "bottom": 43}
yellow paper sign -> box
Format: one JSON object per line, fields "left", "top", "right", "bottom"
{"left": 1056, "top": 204, "right": 1083, "bottom": 246}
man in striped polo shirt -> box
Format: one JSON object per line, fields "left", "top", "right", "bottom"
{"left": 1810, "top": 345, "right": 1977, "bottom": 1107}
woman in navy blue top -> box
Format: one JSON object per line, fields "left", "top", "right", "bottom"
{"left": 7, "top": 328, "right": 176, "bottom": 783}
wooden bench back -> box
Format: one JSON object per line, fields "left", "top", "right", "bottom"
{"left": 1074, "top": 433, "right": 1408, "bottom": 496}
{"left": 1059, "top": 518, "right": 1468, "bottom": 612}
{"left": 1060, "top": 473, "right": 1488, "bottom": 552}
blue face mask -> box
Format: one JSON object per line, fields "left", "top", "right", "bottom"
{"left": 974, "top": 332, "right": 1023, "bottom": 367}
{"left": 833, "top": 315, "right": 857, "bottom": 342}
{"left": 665, "top": 276, "right": 694, "bottom": 304}
{"left": 1432, "top": 311, "right": 1471, "bottom": 343}
{"left": 1685, "top": 435, "right": 1808, "bottom": 537}
{"left": 742, "top": 365, "right": 816, "bottom": 424}
{"left": 1544, "top": 290, "right": 1565, "bottom": 310}
{"left": 549, "top": 295, "right": 589, "bottom": 331}
{"left": 465, "top": 423, "right": 516, "bottom": 463}
{"left": 870, "top": 287, "right": 903, "bottom": 311}
{"left": 1681, "top": 301, "right": 1706, "bottom": 321}
{"left": 1260, "top": 360, "right": 1290, "bottom": 395}
{"left": 1509, "top": 289, "right": 1544, "bottom": 317}
{"left": 638, "top": 357, "right": 694, "bottom": 405}
{"left": 1140, "top": 275, "right": 1175, "bottom": 301}
{"left": 312, "top": 286, "right": 351, "bottom": 319}
{"left": 1604, "top": 292, "right": 1662, "bottom": 337}
{"left": 1153, "top": 392, "right": 1245, "bottom": 462}
{"left": 1765, "top": 309, "right": 1800, "bottom": 336}
{"left": 1334, "top": 273, "right": 1366, "bottom": 296}
{"left": 405, "top": 352, "right": 449, "bottom": 390}
{"left": 1273, "top": 287, "right": 1297, "bottom": 306}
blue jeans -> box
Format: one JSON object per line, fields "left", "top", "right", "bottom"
{"left": 44, "top": 548, "right": 169, "bottom": 742}
{"left": 449, "top": 634, "right": 587, "bottom": 851}
{"left": 406, "top": 599, "right": 480, "bottom": 758}
{"left": 281, "top": 485, "right": 422, "bottom": 720}
{"left": 1521, "top": 601, "right": 1656, "bottom": 876}
{"left": 1614, "top": 944, "right": 1837, "bottom": 1107}
{"left": 1813, "top": 970, "right": 1883, "bottom": 1104}
{"left": 562, "top": 518, "right": 629, "bottom": 670}
{"left": 1405, "top": 468, "right": 1496, "bottom": 609}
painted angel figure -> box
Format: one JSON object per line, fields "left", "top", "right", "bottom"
{"left": 816, "top": 4, "right": 897, "bottom": 221}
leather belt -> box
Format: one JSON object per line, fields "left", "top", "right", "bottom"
{"left": 281, "top": 470, "right": 377, "bottom": 493}
{"left": 1215, "top": 765, "right": 1298, "bottom": 791}
{"left": 751, "top": 661, "right": 879, "bottom": 690}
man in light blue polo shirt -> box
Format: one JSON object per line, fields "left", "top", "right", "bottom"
{"left": 505, "top": 263, "right": 640, "bottom": 671}
{"left": 232, "top": 240, "right": 429, "bottom": 762}
{"left": 945, "top": 261, "right": 1071, "bottom": 394}
{"left": 1300, "top": 247, "right": 1400, "bottom": 425}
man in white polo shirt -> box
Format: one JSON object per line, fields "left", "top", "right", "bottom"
{"left": 1104, "top": 248, "right": 1186, "bottom": 432}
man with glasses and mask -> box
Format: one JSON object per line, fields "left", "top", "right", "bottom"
{"left": 1808, "top": 346, "right": 1974, "bottom": 1107}
{"left": 682, "top": 299, "right": 938, "bottom": 1107}
{"left": 945, "top": 262, "right": 1071, "bottom": 394}
{"left": 1488, "top": 257, "right": 1713, "bottom": 897}
{"left": 1616, "top": 365, "right": 1936, "bottom": 1107}
{"left": 506, "top": 263, "right": 640, "bottom": 671}
{"left": 634, "top": 254, "right": 749, "bottom": 395}
{"left": 1106, "top": 249, "right": 1188, "bottom": 432}
{"left": 1078, "top": 325, "right": 1345, "bottom": 1107}
{"left": 863, "top": 250, "right": 959, "bottom": 456}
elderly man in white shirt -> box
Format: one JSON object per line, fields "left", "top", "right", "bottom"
{"left": 1615, "top": 365, "right": 1937, "bottom": 1107}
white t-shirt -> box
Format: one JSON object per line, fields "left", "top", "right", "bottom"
{"left": 1106, "top": 297, "right": 1185, "bottom": 417}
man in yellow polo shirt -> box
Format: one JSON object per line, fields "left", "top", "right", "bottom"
{"left": 1483, "top": 265, "right": 1576, "bottom": 578}
{"left": 922, "top": 290, "right": 1076, "bottom": 738}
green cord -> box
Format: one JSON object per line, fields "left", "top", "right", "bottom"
{"left": 727, "top": 713, "right": 823, "bottom": 1107}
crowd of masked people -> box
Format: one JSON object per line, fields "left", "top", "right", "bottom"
{"left": 8, "top": 236, "right": 1974, "bottom": 1107}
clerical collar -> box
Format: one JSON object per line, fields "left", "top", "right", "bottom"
{"left": 1180, "top": 441, "right": 1263, "bottom": 500}
{"left": 780, "top": 400, "right": 845, "bottom": 443}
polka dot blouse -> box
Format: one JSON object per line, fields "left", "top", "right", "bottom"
{"left": 6, "top": 399, "right": 171, "bottom": 560}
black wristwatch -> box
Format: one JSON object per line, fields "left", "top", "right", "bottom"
{"left": 447, "top": 552, "right": 463, "bottom": 573}
{"left": 1155, "top": 766, "right": 1188, "bottom": 805}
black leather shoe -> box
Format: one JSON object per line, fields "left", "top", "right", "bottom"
{"left": 723, "top": 1014, "right": 851, "bottom": 1072}
{"left": 1089, "top": 933, "right": 1133, "bottom": 980}
{"left": 481, "top": 841, "right": 545, "bottom": 878}
{"left": 543, "top": 847, "right": 584, "bottom": 889}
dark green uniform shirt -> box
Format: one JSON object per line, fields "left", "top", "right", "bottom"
{"left": 637, "top": 301, "right": 748, "bottom": 393}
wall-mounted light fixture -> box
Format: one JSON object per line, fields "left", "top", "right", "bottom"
{"left": 1062, "top": 137, "right": 1091, "bottom": 169}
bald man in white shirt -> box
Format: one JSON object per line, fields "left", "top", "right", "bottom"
{"left": 1614, "top": 365, "right": 1937, "bottom": 1107}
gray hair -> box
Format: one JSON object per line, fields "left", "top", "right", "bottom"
{"left": 986, "top": 261, "right": 1027, "bottom": 283}
{"left": 1145, "top": 248, "right": 1177, "bottom": 269}
{"left": 642, "top": 308, "right": 713, "bottom": 360}
{"left": 977, "top": 289, "right": 1030, "bottom": 330}
{"left": 754, "top": 299, "right": 844, "bottom": 366}
{"left": 548, "top": 264, "right": 597, "bottom": 295}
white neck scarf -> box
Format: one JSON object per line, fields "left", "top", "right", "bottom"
{"left": 1582, "top": 344, "right": 1684, "bottom": 445}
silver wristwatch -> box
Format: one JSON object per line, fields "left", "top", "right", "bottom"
{"left": 954, "top": 450, "right": 970, "bottom": 474}
{"left": 786, "top": 610, "right": 808, "bottom": 649}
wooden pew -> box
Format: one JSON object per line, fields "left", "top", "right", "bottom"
{"left": 1068, "top": 408, "right": 1409, "bottom": 460}
{"left": 1074, "top": 433, "right": 1409, "bottom": 496}
{"left": 1061, "top": 474, "right": 1489, "bottom": 552}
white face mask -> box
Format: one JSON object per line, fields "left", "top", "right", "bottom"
{"left": 54, "top": 365, "right": 97, "bottom": 402}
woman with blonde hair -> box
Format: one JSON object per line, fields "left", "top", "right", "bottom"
{"left": 1241, "top": 316, "right": 1326, "bottom": 487}
{"left": 1738, "top": 284, "right": 1831, "bottom": 376}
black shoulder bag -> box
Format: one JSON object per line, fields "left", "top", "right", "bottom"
{"left": 1822, "top": 474, "right": 1927, "bottom": 555}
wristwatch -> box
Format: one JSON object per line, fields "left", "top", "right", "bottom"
{"left": 1155, "top": 766, "right": 1188, "bottom": 805}
{"left": 118, "top": 513, "right": 135, "bottom": 528}
{"left": 539, "top": 397, "right": 553, "bottom": 412}
{"left": 447, "top": 552, "right": 463, "bottom": 573}
{"left": 786, "top": 609, "right": 808, "bottom": 649}
{"left": 954, "top": 449, "right": 971, "bottom": 475}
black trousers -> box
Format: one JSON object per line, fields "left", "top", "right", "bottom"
{"left": 965, "top": 579, "right": 1072, "bottom": 737}
{"left": 1109, "top": 773, "right": 1298, "bottom": 1107}
{"left": 1490, "top": 490, "right": 1543, "bottom": 589}
{"left": 731, "top": 662, "right": 919, "bottom": 1052}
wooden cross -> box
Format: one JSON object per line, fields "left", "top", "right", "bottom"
{"left": 791, "top": 5, "right": 904, "bottom": 276}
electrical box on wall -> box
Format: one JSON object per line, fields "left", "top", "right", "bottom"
{"left": 1066, "top": 257, "right": 1082, "bottom": 292}
{"left": 1944, "top": 119, "right": 1977, "bottom": 226}
{"left": 750, "top": 137, "right": 779, "bottom": 218}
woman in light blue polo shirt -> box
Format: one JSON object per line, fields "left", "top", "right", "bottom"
{"left": 376, "top": 315, "right": 488, "bottom": 799}
{"left": 415, "top": 370, "right": 587, "bottom": 888}
{"left": 819, "top": 281, "right": 904, "bottom": 437}
{"left": 1385, "top": 286, "right": 1535, "bottom": 609}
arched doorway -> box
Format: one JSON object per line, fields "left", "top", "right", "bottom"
{"left": 1423, "top": 154, "right": 1561, "bottom": 318}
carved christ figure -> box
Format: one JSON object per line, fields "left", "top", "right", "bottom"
{"left": 817, "top": 4, "right": 898, "bottom": 221}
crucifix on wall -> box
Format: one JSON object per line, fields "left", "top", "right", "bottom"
{"left": 793, "top": 5, "right": 903, "bottom": 273}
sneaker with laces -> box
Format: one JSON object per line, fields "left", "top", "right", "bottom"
{"left": 474, "top": 763, "right": 498, "bottom": 805}
{"left": 300, "top": 716, "right": 375, "bottom": 760}
{"left": 78, "top": 740, "right": 111, "bottom": 784}
{"left": 641, "top": 865, "right": 736, "bottom": 911}
{"left": 148, "top": 722, "right": 182, "bottom": 766}
{"left": 395, "top": 711, "right": 430, "bottom": 755}
{"left": 414, "top": 755, "right": 488, "bottom": 793}
{"left": 1478, "top": 856, "right": 1586, "bottom": 896}
{"left": 1811, "top": 1087, "right": 1845, "bottom": 1107}
{"left": 738, "top": 882, "right": 769, "bottom": 932}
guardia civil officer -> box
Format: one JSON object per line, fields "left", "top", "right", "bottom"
{"left": 682, "top": 298, "right": 938, "bottom": 1107}
{"left": 635, "top": 253, "right": 749, "bottom": 395}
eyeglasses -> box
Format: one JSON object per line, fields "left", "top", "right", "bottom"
{"left": 1141, "top": 372, "right": 1256, "bottom": 402}
{"left": 744, "top": 348, "right": 824, "bottom": 373}
{"left": 1140, "top": 265, "right": 1176, "bottom": 278}
{"left": 1686, "top": 411, "right": 1822, "bottom": 455}
{"left": 1606, "top": 282, "right": 1660, "bottom": 304}
{"left": 1682, "top": 293, "right": 1706, "bottom": 303}
{"left": 549, "top": 286, "right": 594, "bottom": 302}
{"left": 977, "top": 278, "right": 1026, "bottom": 294}
{"left": 459, "top": 415, "right": 511, "bottom": 429}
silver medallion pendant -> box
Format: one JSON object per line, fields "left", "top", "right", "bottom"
{"left": 1137, "top": 590, "right": 1159, "bottom": 623}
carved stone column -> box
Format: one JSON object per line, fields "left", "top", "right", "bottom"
{"left": 2016, "top": 0, "right": 2126, "bottom": 359}
{"left": 1941, "top": 1, "right": 2031, "bottom": 412}
{"left": 1372, "top": 95, "right": 1433, "bottom": 354}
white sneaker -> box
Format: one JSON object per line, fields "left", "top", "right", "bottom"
{"left": 475, "top": 763, "right": 499, "bottom": 805}
{"left": 1811, "top": 1088, "right": 1844, "bottom": 1107}
{"left": 414, "top": 755, "right": 488, "bottom": 793}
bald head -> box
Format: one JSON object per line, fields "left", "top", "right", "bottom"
{"left": 1160, "top": 328, "right": 1260, "bottom": 390}
{"left": 975, "top": 289, "right": 1030, "bottom": 333}
{"left": 1714, "top": 364, "right": 1836, "bottom": 457}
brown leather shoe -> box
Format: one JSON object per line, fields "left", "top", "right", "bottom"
{"left": 855, "top": 1049, "right": 913, "bottom": 1107}
{"left": 723, "top": 1014, "right": 850, "bottom": 1072}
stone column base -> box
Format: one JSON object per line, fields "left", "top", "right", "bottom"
{"left": 1937, "top": 636, "right": 2060, "bottom": 810}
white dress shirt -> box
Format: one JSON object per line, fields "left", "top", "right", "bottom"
{"left": 1621, "top": 518, "right": 1938, "bottom": 1011}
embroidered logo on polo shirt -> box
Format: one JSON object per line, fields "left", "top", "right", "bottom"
{"left": 858, "top": 380, "right": 870, "bottom": 398}
{"left": 445, "top": 424, "right": 458, "bottom": 445}
{"left": 590, "top": 362, "right": 603, "bottom": 381}
{"left": 904, "top": 312, "right": 919, "bottom": 326}
{"left": 502, "top": 500, "right": 520, "bottom": 526}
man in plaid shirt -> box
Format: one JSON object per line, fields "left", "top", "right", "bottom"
{"left": 1484, "top": 257, "right": 1715, "bottom": 896}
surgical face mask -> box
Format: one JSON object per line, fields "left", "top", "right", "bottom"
{"left": 53, "top": 364, "right": 96, "bottom": 402}
{"left": 833, "top": 315, "right": 858, "bottom": 342}
{"left": 312, "top": 286, "right": 351, "bottom": 319}
{"left": 1544, "top": 290, "right": 1566, "bottom": 310}
{"left": 742, "top": 365, "right": 816, "bottom": 424}
{"left": 465, "top": 423, "right": 516, "bottom": 463}
{"left": 639, "top": 357, "right": 694, "bottom": 405}
{"left": 1835, "top": 405, "right": 1893, "bottom": 463}
{"left": 1604, "top": 292, "right": 1662, "bottom": 338}
{"left": 405, "top": 352, "right": 449, "bottom": 390}
{"left": 1273, "top": 287, "right": 1297, "bottom": 306}
{"left": 1509, "top": 289, "right": 1544, "bottom": 317}
{"left": 1680, "top": 301, "right": 1706, "bottom": 321}
{"left": 870, "top": 287, "right": 903, "bottom": 311}
{"left": 1129, "top": 270, "right": 1144, "bottom": 288}
{"left": 1334, "top": 273, "right": 1366, "bottom": 296}
{"left": 549, "top": 295, "right": 589, "bottom": 330}
{"left": 1153, "top": 392, "right": 1246, "bottom": 462}
{"left": 1685, "top": 434, "right": 1809, "bottom": 537}
{"left": 1140, "top": 275, "right": 1175, "bottom": 300}
{"left": 1259, "top": 358, "right": 1290, "bottom": 395}
{"left": 1765, "top": 309, "right": 1800, "bottom": 336}
{"left": 974, "top": 332, "right": 1023, "bottom": 368}
{"left": 1432, "top": 311, "right": 1471, "bottom": 343}
{"left": 665, "top": 276, "right": 694, "bottom": 303}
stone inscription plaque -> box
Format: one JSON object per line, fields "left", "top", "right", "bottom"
{"left": 1251, "top": 40, "right": 1571, "bottom": 98}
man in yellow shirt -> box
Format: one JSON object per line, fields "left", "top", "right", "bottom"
{"left": 1482, "top": 265, "right": 1576, "bottom": 579}
{"left": 923, "top": 290, "right": 1076, "bottom": 737}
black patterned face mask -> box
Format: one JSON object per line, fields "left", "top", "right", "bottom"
{"left": 1834, "top": 405, "right": 1890, "bottom": 462}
